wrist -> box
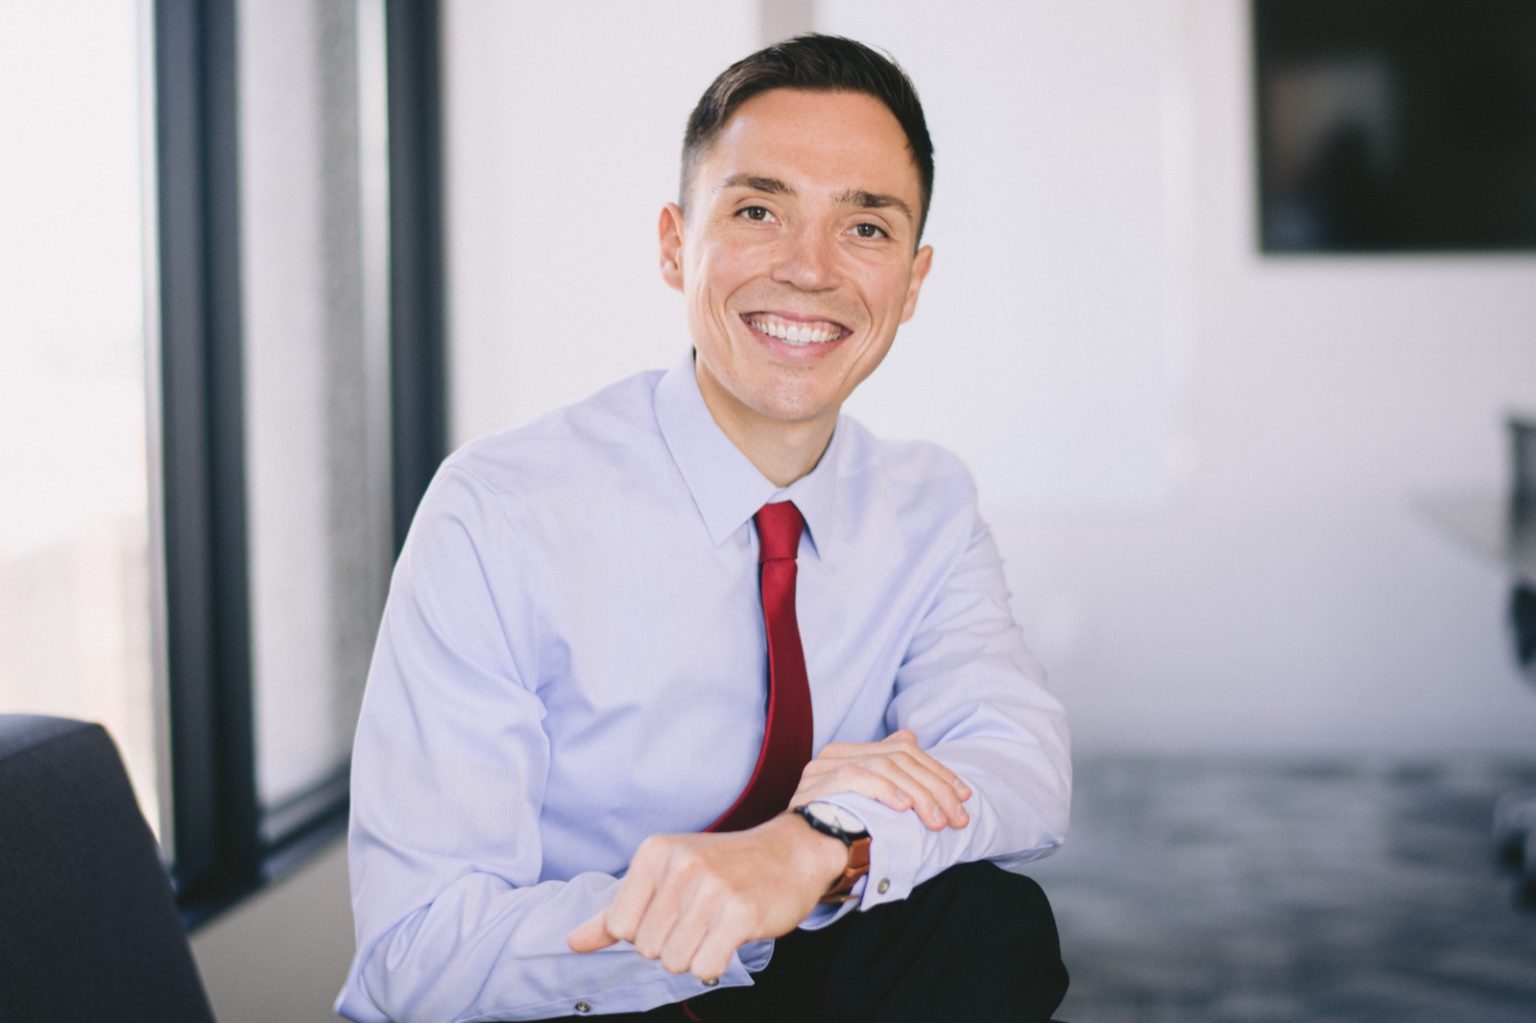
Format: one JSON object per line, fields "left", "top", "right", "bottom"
{"left": 764, "top": 811, "right": 846, "bottom": 892}
{"left": 788, "top": 803, "right": 873, "bottom": 904}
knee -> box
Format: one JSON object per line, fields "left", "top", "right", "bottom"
{"left": 927, "top": 861, "right": 1053, "bottom": 918}
{"left": 906, "top": 862, "right": 1061, "bottom": 950}
{"left": 896, "top": 863, "right": 1068, "bottom": 1016}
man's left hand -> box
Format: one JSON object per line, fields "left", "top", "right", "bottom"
{"left": 567, "top": 814, "right": 845, "bottom": 982}
{"left": 791, "top": 728, "right": 972, "bottom": 830}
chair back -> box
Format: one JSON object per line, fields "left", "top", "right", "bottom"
{"left": 0, "top": 714, "right": 216, "bottom": 1021}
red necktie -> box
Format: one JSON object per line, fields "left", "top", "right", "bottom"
{"left": 707, "top": 502, "right": 814, "bottom": 832}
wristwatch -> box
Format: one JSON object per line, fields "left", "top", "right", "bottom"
{"left": 793, "top": 801, "right": 872, "bottom": 904}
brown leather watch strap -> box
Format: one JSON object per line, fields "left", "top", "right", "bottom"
{"left": 818, "top": 833, "right": 871, "bottom": 904}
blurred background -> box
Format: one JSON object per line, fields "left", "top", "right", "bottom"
{"left": 3, "top": 1, "right": 1533, "bottom": 1019}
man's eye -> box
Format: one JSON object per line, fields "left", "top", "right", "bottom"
{"left": 852, "top": 222, "right": 887, "bottom": 240}
{"left": 738, "top": 205, "right": 773, "bottom": 222}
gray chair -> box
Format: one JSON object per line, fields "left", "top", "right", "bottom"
{"left": 0, "top": 714, "right": 216, "bottom": 1021}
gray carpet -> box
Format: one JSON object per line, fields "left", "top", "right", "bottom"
{"left": 1028, "top": 758, "right": 1536, "bottom": 1022}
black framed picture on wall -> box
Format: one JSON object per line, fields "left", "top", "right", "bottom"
{"left": 1253, "top": 0, "right": 1536, "bottom": 254}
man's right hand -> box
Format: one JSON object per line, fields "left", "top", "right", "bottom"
{"left": 566, "top": 814, "right": 846, "bottom": 982}
{"left": 789, "top": 729, "right": 972, "bottom": 830}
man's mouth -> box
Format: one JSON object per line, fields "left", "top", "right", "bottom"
{"left": 743, "top": 313, "right": 849, "bottom": 346}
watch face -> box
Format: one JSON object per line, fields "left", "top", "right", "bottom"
{"left": 805, "top": 800, "right": 868, "bottom": 835}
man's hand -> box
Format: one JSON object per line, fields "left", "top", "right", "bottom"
{"left": 567, "top": 814, "right": 845, "bottom": 982}
{"left": 790, "top": 728, "right": 971, "bottom": 830}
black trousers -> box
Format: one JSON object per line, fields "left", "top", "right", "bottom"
{"left": 545, "top": 861, "right": 1068, "bottom": 1022}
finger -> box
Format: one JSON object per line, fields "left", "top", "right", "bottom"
{"left": 867, "top": 732, "right": 970, "bottom": 802}
{"left": 602, "top": 852, "right": 662, "bottom": 944}
{"left": 690, "top": 902, "right": 750, "bottom": 983}
{"left": 870, "top": 757, "right": 956, "bottom": 828}
{"left": 882, "top": 736, "right": 971, "bottom": 799}
{"left": 657, "top": 884, "right": 711, "bottom": 975}
{"left": 631, "top": 853, "right": 695, "bottom": 959}
{"left": 798, "top": 757, "right": 945, "bottom": 822}
{"left": 797, "top": 739, "right": 933, "bottom": 803}
{"left": 796, "top": 739, "right": 971, "bottom": 824}
{"left": 567, "top": 911, "right": 617, "bottom": 953}
{"left": 882, "top": 754, "right": 970, "bottom": 829}
{"left": 837, "top": 753, "right": 965, "bottom": 829}
{"left": 794, "top": 763, "right": 914, "bottom": 815}
{"left": 791, "top": 769, "right": 911, "bottom": 812}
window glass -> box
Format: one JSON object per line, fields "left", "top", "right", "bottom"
{"left": 238, "top": 0, "right": 392, "bottom": 831}
{"left": 0, "top": 2, "right": 166, "bottom": 837}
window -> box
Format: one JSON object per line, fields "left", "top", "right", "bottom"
{"left": 0, "top": 0, "right": 445, "bottom": 924}
{"left": 0, "top": 1, "right": 167, "bottom": 840}
{"left": 157, "top": 0, "right": 445, "bottom": 918}
{"left": 237, "top": 0, "right": 393, "bottom": 848}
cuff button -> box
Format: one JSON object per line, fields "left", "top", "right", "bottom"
{"left": 574, "top": 1001, "right": 591, "bottom": 1014}
{"left": 703, "top": 977, "right": 719, "bottom": 987}
{"left": 877, "top": 878, "right": 891, "bottom": 895}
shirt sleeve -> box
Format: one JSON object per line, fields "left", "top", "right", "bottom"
{"left": 810, "top": 487, "right": 1071, "bottom": 920}
{"left": 335, "top": 467, "right": 763, "bottom": 1023}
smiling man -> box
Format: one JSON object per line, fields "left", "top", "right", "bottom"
{"left": 338, "top": 35, "right": 1070, "bottom": 1023}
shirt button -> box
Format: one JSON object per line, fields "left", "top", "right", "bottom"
{"left": 703, "top": 977, "right": 719, "bottom": 987}
{"left": 573, "top": 1001, "right": 591, "bottom": 1014}
{"left": 877, "top": 878, "right": 891, "bottom": 895}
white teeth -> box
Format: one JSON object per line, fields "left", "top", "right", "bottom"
{"left": 748, "top": 316, "right": 842, "bottom": 345}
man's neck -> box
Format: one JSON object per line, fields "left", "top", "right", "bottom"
{"left": 694, "top": 366, "right": 835, "bottom": 488}
{"left": 735, "top": 421, "right": 834, "bottom": 488}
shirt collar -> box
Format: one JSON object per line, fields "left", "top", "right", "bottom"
{"left": 654, "top": 350, "right": 841, "bottom": 561}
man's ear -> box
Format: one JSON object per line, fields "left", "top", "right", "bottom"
{"left": 659, "top": 203, "right": 685, "bottom": 292}
{"left": 900, "top": 244, "right": 934, "bottom": 323}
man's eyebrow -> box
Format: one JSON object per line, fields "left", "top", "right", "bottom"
{"left": 716, "top": 176, "right": 914, "bottom": 222}
{"left": 834, "top": 189, "right": 915, "bottom": 224}
{"left": 716, "top": 174, "right": 794, "bottom": 196}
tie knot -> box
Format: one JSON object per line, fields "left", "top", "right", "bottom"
{"left": 754, "top": 501, "right": 804, "bottom": 563}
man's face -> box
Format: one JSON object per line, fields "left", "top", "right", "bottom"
{"left": 659, "top": 88, "right": 933, "bottom": 450}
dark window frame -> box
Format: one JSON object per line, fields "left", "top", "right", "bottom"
{"left": 153, "top": 0, "right": 445, "bottom": 927}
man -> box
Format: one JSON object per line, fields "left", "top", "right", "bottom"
{"left": 337, "top": 34, "right": 1070, "bottom": 1023}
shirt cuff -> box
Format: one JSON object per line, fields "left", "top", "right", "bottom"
{"left": 795, "top": 875, "right": 868, "bottom": 931}
{"left": 738, "top": 938, "right": 773, "bottom": 972}
{"left": 804, "top": 793, "right": 931, "bottom": 912}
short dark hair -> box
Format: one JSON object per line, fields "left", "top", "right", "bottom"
{"left": 681, "top": 34, "right": 935, "bottom": 240}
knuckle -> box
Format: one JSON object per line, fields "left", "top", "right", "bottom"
{"left": 669, "top": 845, "right": 702, "bottom": 875}
{"left": 719, "top": 899, "right": 755, "bottom": 934}
{"left": 693, "top": 872, "right": 723, "bottom": 903}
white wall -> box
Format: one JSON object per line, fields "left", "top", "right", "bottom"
{"left": 448, "top": 0, "right": 1536, "bottom": 758}
{"left": 991, "top": 0, "right": 1536, "bottom": 756}
{"left": 445, "top": 0, "right": 765, "bottom": 442}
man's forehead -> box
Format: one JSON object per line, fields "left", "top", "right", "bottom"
{"left": 700, "top": 89, "right": 922, "bottom": 205}
{"left": 716, "top": 87, "right": 904, "bottom": 146}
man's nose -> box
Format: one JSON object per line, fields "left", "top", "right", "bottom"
{"left": 772, "top": 226, "right": 839, "bottom": 290}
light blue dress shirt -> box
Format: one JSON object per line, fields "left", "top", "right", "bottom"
{"left": 336, "top": 352, "right": 1070, "bottom": 1022}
